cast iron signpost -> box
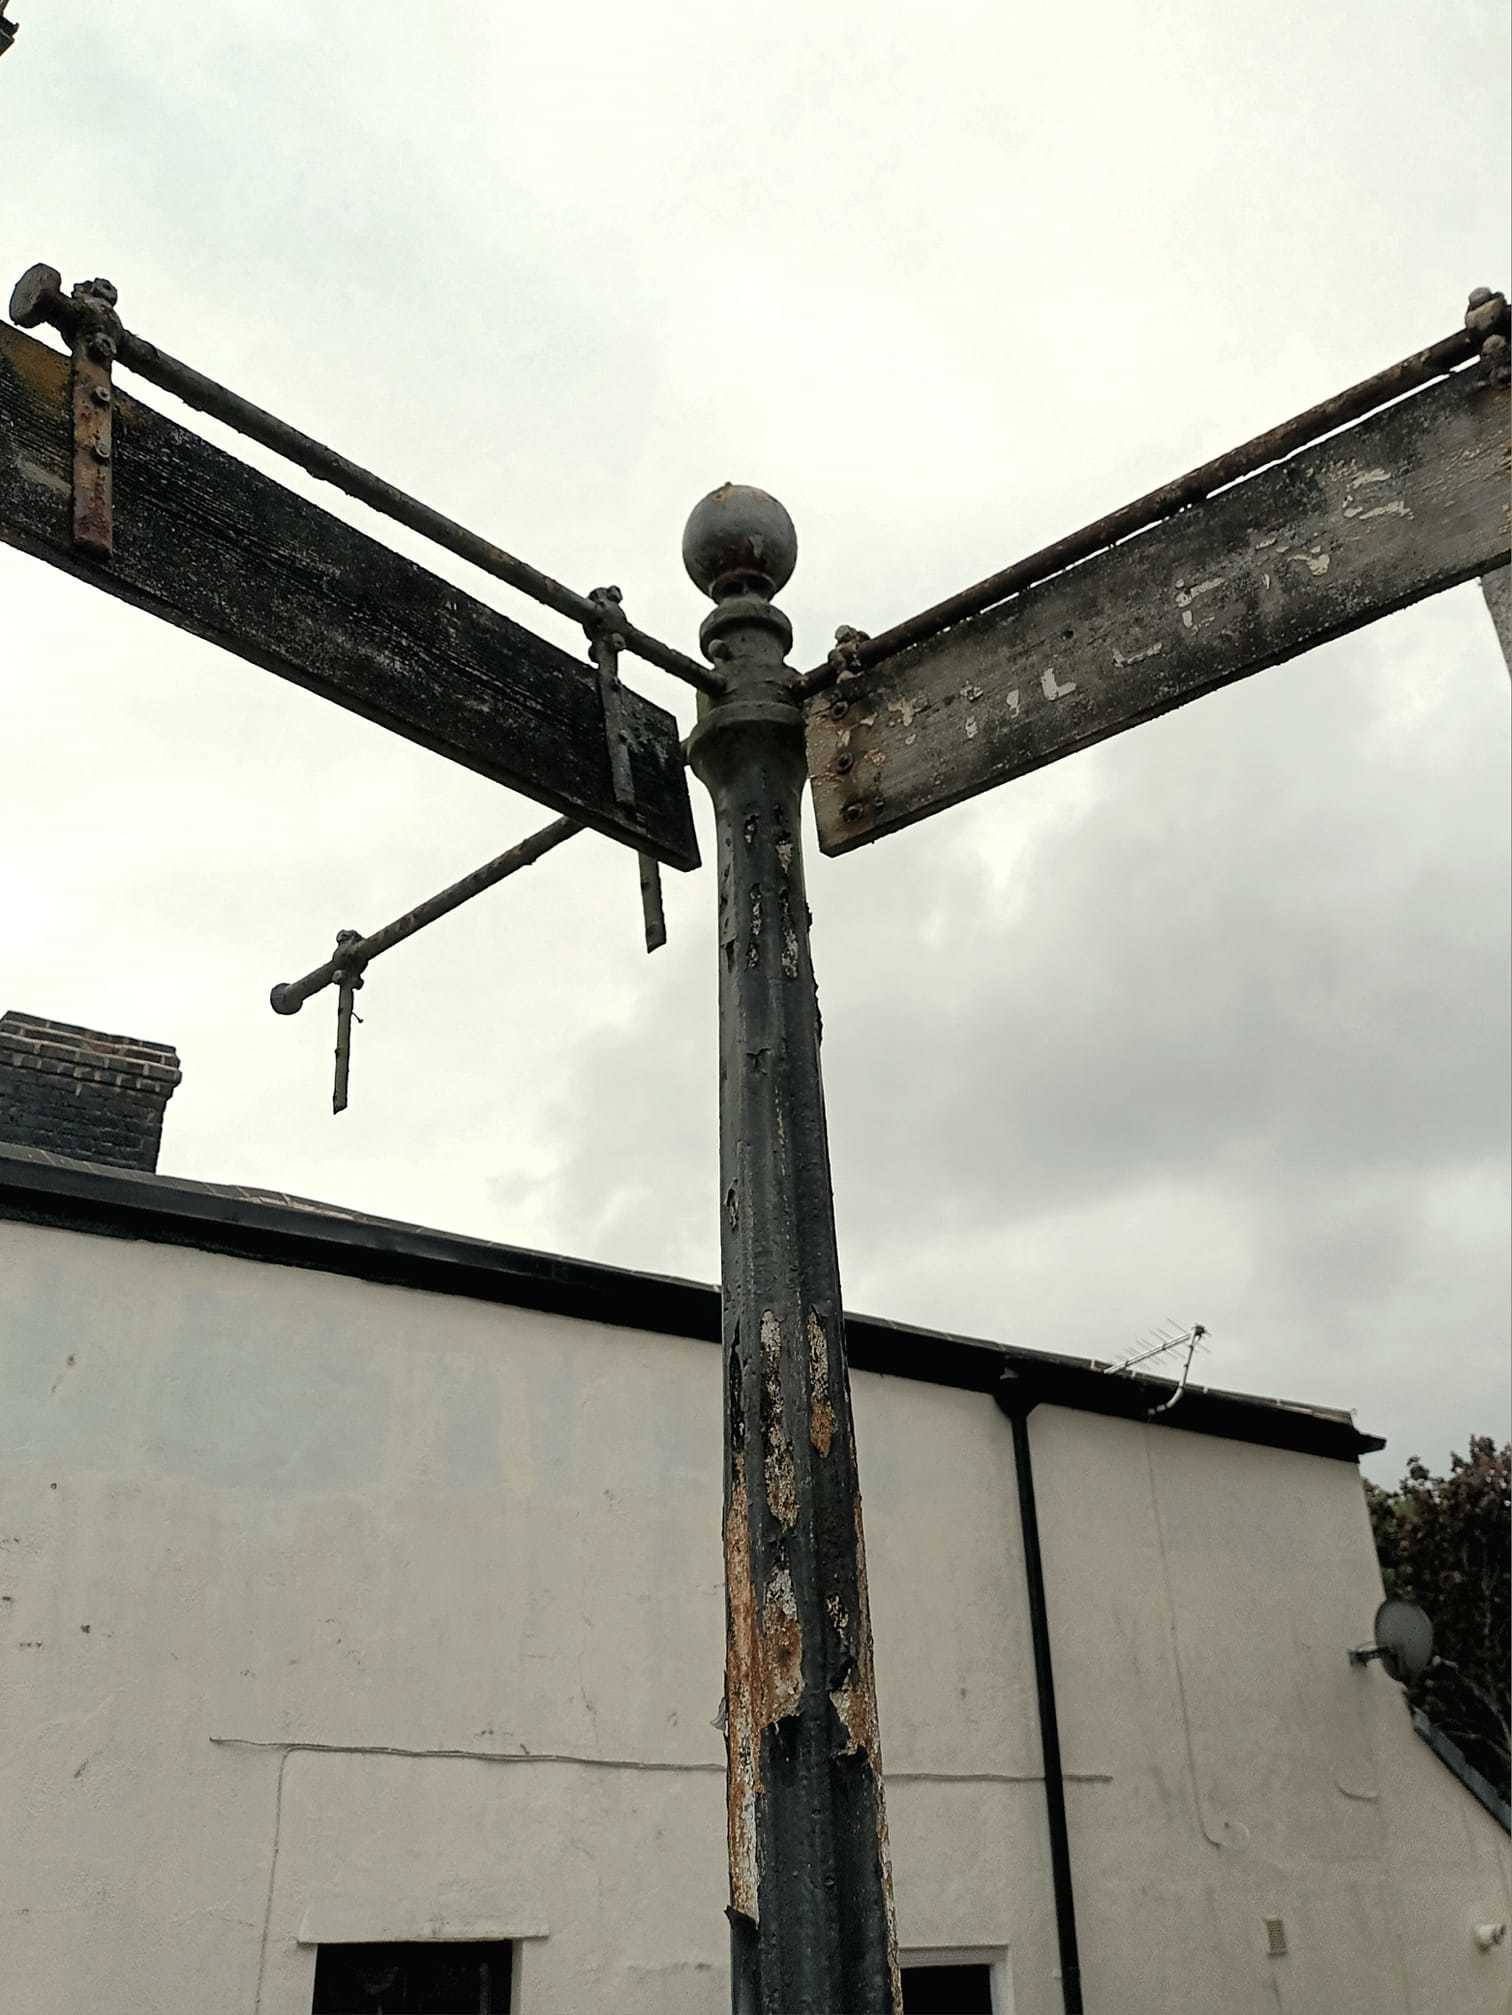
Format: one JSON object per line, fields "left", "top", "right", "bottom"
{"left": 1, "top": 249, "right": 1508, "bottom": 2014}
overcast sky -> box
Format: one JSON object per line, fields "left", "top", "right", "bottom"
{"left": 3, "top": 0, "right": 1507, "bottom": 1482}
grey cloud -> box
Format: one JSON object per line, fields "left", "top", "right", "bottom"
{"left": 3, "top": 0, "right": 1507, "bottom": 1488}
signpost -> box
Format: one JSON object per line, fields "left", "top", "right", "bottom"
{"left": 2, "top": 248, "right": 1508, "bottom": 2015}
{"left": 684, "top": 488, "right": 900, "bottom": 2012}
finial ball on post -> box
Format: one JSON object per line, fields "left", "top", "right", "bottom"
{"left": 682, "top": 484, "right": 797, "bottom": 601}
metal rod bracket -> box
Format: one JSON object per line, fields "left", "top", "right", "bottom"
{"left": 587, "top": 585, "right": 667, "bottom": 953}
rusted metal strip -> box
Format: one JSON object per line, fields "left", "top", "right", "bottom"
{"left": 796, "top": 291, "right": 1510, "bottom": 698}
{"left": 270, "top": 816, "right": 583, "bottom": 1017}
{"left": 8, "top": 262, "right": 723, "bottom": 697}
{"left": 66, "top": 279, "right": 120, "bottom": 560}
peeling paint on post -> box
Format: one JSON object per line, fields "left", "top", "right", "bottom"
{"left": 685, "top": 487, "right": 901, "bottom": 2014}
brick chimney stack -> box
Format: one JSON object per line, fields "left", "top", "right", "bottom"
{"left": 0, "top": 1011, "right": 181, "bottom": 1172}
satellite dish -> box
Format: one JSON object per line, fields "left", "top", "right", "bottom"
{"left": 1350, "top": 1599, "right": 1435, "bottom": 1683}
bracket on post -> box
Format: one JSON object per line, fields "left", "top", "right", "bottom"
{"left": 0, "top": 1, "right": 19, "bottom": 58}
{"left": 587, "top": 585, "right": 667, "bottom": 953}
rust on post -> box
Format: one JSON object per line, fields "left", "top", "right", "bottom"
{"left": 807, "top": 1311, "right": 835, "bottom": 1457}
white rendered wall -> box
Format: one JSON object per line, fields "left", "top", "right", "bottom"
{"left": 0, "top": 1216, "right": 1506, "bottom": 2013}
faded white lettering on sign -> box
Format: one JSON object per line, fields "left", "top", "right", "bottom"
{"left": 1344, "top": 498, "right": 1412, "bottom": 522}
{"left": 1175, "top": 575, "right": 1226, "bottom": 630}
{"left": 1112, "top": 641, "right": 1164, "bottom": 668}
{"left": 1287, "top": 548, "right": 1331, "bottom": 577}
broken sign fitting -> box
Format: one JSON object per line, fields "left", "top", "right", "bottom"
{"left": 329, "top": 929, "right": 366, "bottom": 1115}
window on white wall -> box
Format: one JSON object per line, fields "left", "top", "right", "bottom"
{"left": 310, "top": 1940, "right": 512, "bottom": 2012}
{"left": 900, "top": 1957, "right": 997, "bottom": 2013}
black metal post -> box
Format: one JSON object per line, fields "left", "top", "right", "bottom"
{"left": 684, "top": 486, "right": 901, "bottom": 2015}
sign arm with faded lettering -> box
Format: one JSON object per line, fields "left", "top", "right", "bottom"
{"left": 808, "top": 365, "right": 1508, "bottom": 854}
{"left": 0, "top": 321, "right": 698, "bottom": 870}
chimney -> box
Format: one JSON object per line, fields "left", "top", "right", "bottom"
{"left": 0, "top": 1010, "right": 181, "bottom": 1172}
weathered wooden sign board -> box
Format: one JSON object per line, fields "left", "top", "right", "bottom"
{"left": 0, "top": 322, "right": 698, "bottom": 870}
{"left": 808, "top": 365, "right": 1509, "bottom": 854}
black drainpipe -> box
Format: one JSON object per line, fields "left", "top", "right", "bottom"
{"left": 996, "top": 1371, "right": 1084, "bottom": 2014}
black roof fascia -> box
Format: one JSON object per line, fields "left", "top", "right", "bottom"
{"left": 0, "top": 1149, "right": 1381, "bottom": 1463}
{"left": 995, "top": 1361, "right": 1382, "bottom": 1463}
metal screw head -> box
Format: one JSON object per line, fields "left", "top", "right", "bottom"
{"left": 86, "top": 333, "right": 116, "bottom": 364}
{"left": 91, "top": 443, "right": 111, "bottom": 464}
{"left": 682, "top": 484, "right": 798, "bottom": 601}
{"left": 1468, "top": 287, "right": 1494, "bottom": 310}
{"left": 79, "top": 276, "right": 118, "bottom": 307}
{"left": 841, "top": 801, "right": 864, "bottom": 824}
{"left": 8, "top": 262, "right": 63, "bottom": 329}
{"left": 835, "top": 752, "right": 854, "bottom": 774}
{"left": 828, "top": 696, "right": 849, "bottom": 720}
{"left": 90, "top": 383, "right": 111, "bottom": 406}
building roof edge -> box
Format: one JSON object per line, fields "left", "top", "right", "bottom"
{"left": 0, "top": 1145, "right": 1383, "bottom": 1464}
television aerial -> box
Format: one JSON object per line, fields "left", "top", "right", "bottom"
{"left": 1101, "top": 1319, "right": 1210, "bottom": 1419}
{"left": 1349, "top": 1598, "right": 1435, "bottom": 1683}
